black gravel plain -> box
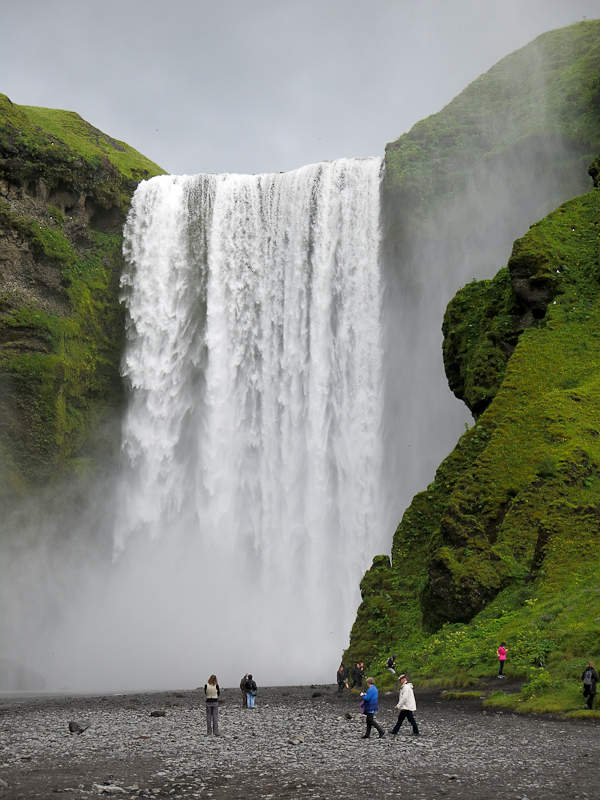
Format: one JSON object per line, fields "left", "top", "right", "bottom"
{"left": 0, "top": 682, "right": 598, "bottom": 800}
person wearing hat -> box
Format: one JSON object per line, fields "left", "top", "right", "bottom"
{"left": 389, "top": 673, "right": 419, "bottom": 736}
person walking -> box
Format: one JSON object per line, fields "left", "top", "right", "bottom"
{"left": 245, "top": 673, "right": 258, "bottom": 708}
{"left": 337, "top": 663, "right": 348, "bottom": 693}
{"left": 390, "top": 673, "right": 419, "bottom": 736}
{"left": 240, "top": 673, "right": 249, "bottom": 707}
{"left": 497, "top": 642, "right": 508, "bottom": 678}
{"left": 204, "top": 674, "right": 220, "bottom": 736}
{"left": 582, "top": 661, "right": 599, "bottom": 709}
{"left": 360, "top": 677, "right": 385, "bottom": 739}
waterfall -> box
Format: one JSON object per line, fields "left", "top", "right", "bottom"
{"left": 116, "top": 157, "right": 384, "bottom": 685}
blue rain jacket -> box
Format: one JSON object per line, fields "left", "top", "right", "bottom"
{"left": 363, "top": 684, "right": 378, "bottom": 713}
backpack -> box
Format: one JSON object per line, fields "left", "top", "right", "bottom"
{"left": 583, "top": 668, "right": 594, "bottom": 686}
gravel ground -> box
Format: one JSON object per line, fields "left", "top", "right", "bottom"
{"left": 0, "top": 682, "right": 598, "bottom": 800}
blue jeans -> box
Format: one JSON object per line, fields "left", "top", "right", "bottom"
{"left": 246, "top": 691, "right": 255, "bottom": 708}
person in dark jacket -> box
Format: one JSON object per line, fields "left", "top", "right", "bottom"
{"left": 245, "top": 674, "right": 258, "bottom": 708}
{"left": 582, "top": 661, "right": 599, "bottom": 709}
{"left": 240, "top": 673, "right": 249, "bottom": 707}
{"left": 360, "top": 677, "right": 384, "bottom": 739}
{"left": 204, "top": 674, "right": 220, "bottom": 735}
{"left": 350, "top": 662, "right": 364, "bottom": 690}
{"left": 337, "top": 663, "right": 348, "bottom": 693}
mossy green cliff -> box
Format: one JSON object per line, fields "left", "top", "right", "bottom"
{"left": 0, "top": 94, "right": 165, "bottom": 496}
{"left": 346, "top": 20, "right": 600, "bottom": 708}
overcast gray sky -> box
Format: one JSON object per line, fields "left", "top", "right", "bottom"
{"left": 2, "top": 0, "right": 599, "bottom": 175}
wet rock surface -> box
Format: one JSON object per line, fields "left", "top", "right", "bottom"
{"left": 0, "top": 684, "right": 598, "bottom": 799}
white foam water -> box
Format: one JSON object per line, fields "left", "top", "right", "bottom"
{"left": 114, "top": 158, "right": 385, "bottom": 685}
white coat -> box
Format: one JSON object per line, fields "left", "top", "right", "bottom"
{"left": 395, "top": 681, "right": 417, "bottom": 712}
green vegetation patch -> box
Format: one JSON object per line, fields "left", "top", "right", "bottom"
{"left": 441, "top": 690, "right": 484, "bottom": 700}
{"left": 20, "top": 105, "right": 163, "bottom": 182}
{"left": 0, "top": 93, "right": 165, "bottom": 494}
{"left": 0, "top": 226, "right": 126, "bottom": 484}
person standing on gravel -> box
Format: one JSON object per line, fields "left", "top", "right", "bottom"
{"left": 582, "top": 661, "right": 599, "bottom": 709}
{"left": 497, "top": 642, "right": 508, "bottom": 678}
{"left": 360, "top": 678, "right": 385, "bottom": 739}
{"left": 204, "top": 674, "right": 220, "bottom": 736}
{"left": 337, "top": 663, "right": 348, "bottom": 693}
{"left": 390, "top": 673, "right": 419, "bottom": 736}
{"left": 350, "top": 662, "right": 364, "bottom": 690}
{"left": 245, "top": 674, "right": 258, "bottom": 708}
{"left": 240, "top": 673, "right": 249, "bottom": 707}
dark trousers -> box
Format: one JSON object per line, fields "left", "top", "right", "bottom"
{"left": 584, "top": 686, "right": 595, "bottom": 709}
{"left": 392, "top": 709, "right": 419, "bottom": 735}
{"left": 498, "top": 659, "right": 505, "bottom": 675}
{"left": 337, "top": 681, "right": 346, "bottom": 693}
{"left": 364, "top": 712, "right": 384, "bottom": 737}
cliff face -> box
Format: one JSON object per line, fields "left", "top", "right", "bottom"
{"left": 346, "top": 20, "right": 600, "bottom": 688}
{"left": 426, "top": 186, "right": 600, "bottom": 625}
{"left": 0, "top": 95, "right": 164, "bottom": 496}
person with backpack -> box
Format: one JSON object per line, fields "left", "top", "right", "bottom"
{"left": 581, "top": 661, "right": 598, "bottom": 709}
{"left": 245, "top": 674, "right": 258, "bottom": 708}
{"left": 360, "top": 677, "right": 385, "bottom": 739}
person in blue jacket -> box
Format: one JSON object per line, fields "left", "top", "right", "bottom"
{"left": 360, "top": 677, "right": 385, "bottom": 739}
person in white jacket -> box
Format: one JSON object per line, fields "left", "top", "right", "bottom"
{"left": 389, "top": 674, "right": 419, "bottom": 736}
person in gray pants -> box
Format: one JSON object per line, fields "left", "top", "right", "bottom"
{"left": 204, "top": 674, "right": 220, "bottom": 735}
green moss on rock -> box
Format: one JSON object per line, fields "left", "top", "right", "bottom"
{"left": 0, "top": 93, "right": 165, "bottom": 495}
{"left": 346, "top": 178, "right": 600, "bottom": 695}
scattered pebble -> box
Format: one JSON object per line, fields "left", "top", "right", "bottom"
{"left": 0, "top": 686, "right": 598, "bottom": 799}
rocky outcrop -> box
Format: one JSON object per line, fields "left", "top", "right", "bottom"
{"left": 0, "top": 94, "right": 164, "bottom": 494}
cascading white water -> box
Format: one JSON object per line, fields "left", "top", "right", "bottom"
{"left": 116, "top": 158, "right": 384, "bottom": 685}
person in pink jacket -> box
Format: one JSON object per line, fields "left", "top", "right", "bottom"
{"left": 497, "top": 642, "right": 508, "bottom": 678}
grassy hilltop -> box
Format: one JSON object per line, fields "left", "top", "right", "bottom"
{"left": 345, "top": 20, "right": 600, "bottom": 715}
{"left": 0, "top": 94, "right": 165, "bottom": 496}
